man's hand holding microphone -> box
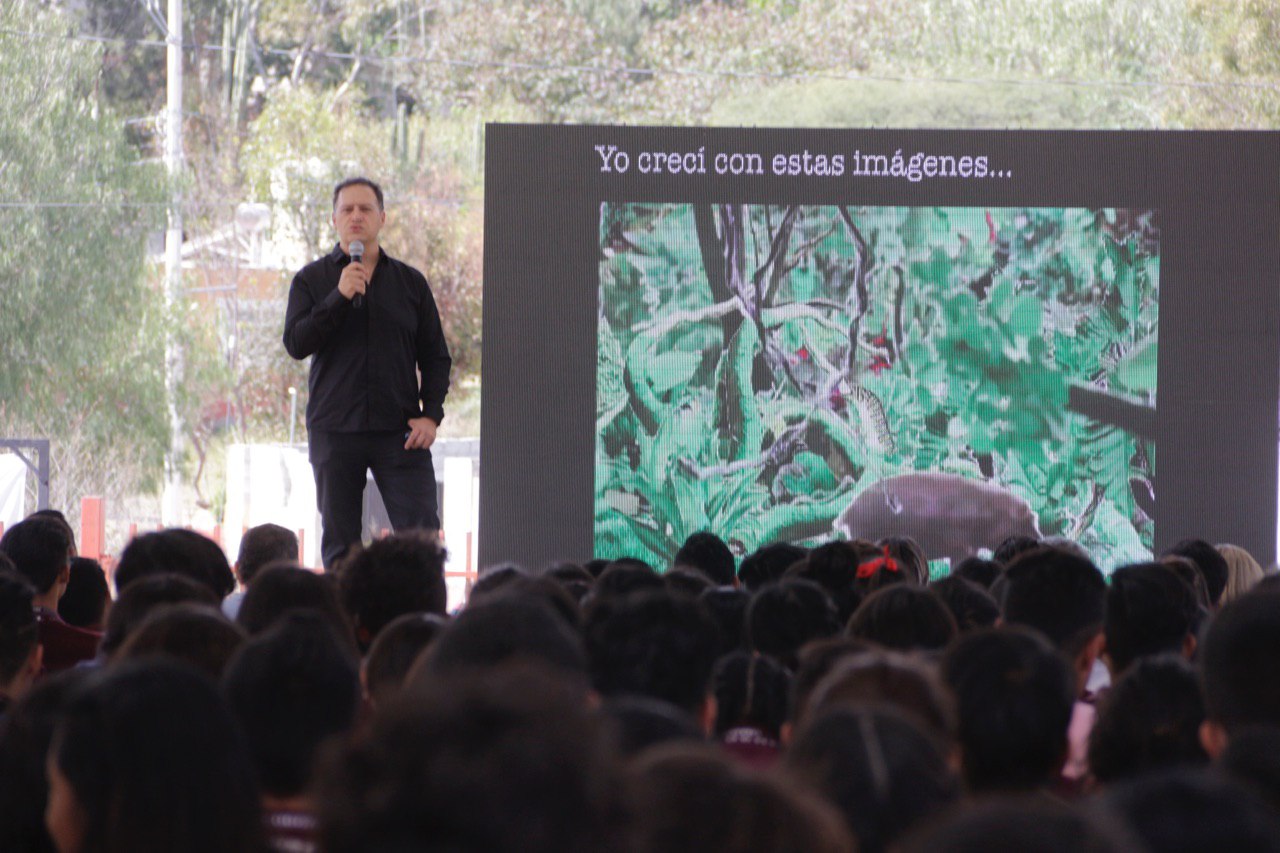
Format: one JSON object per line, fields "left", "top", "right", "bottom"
{"left": 339, "top": 240, "right": 368, "bottom": 308}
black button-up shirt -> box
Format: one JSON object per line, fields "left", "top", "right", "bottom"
{"left": 283, "top": 244, "right": 451, "bottom": 432}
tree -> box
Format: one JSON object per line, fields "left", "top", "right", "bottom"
{"left": 0, "top": 0, "right": 169, "bottom": 522}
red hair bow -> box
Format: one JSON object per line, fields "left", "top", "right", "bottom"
{"left": 856, "top": 548, "right": 899, "bottom": 580}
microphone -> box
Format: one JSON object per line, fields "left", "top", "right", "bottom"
{"left": 349, "top": 240, "right": 365, "bottom": 308}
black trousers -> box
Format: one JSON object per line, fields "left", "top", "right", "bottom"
{"left": 309, "top": 429, "right": 440, "bottom": 570}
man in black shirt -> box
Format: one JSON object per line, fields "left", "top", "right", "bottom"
{"left": 283, "top": 177, "right": 451, "bottom": 569}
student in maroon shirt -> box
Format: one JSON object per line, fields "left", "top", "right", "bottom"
{"left": 0, "top": 516, "right": 101, "bottom": 673}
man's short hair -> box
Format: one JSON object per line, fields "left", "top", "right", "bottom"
{"left": 0, "top": 517, "right": 71, "bottom": 594}
{"left": 584, "top": 589, "right": 719, "bottom": 714}
{"left": 941, "top": 626, "right": 1076, "bottom": 792}
{"left": 745, "top": 577, "right": 841, "bottom": 669}
{"left": 418, "top": 597, "right": 586, "bottom": 686}
{"left": 113, "top": 528, "right": 236, "bottom": 600}
{"left": 0, "top": 569, "right": 38, "bottom": 684}
{"left": 1002, "top": 547, "right": 1106, "bottom": 657}
{"left": 100, "top": 573, "right": 219, "bottom": 657}
{"left": 236, "top": 524, "right": 299, "bottom": 586}
{"left": 337, "top": 533, "right": 447, "bottom": 649}
{"left": 738, "top": 542, "right": 807, "bottom": 591}
{"left": 847, "top": 585, "right": 958, "bottom": 652}
{"left": 673, "top": 531, "right": 736, "bottom": 586}
{"left": 1104, "top": 563, "right": 1199, "bottom": 674}
{"left": 58, "top": 557, "right": 110, "bottom": 629}
{"left": 332, "top": 176, "right": 384, "bottom": 210}
{"left": 236, "top": 565, "right": 356, "bottom": 651}
{"left": 1200, "top": 589, "right": 1280, "bottom": 732}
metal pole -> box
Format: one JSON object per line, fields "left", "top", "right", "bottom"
{"left": 162, "top": 0, "right": 186, "bottom": 526}
{"left": 288, "top": 387, "right": 298, "bottom": 447}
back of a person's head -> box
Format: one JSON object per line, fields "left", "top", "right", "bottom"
{"left": 806, "top": 649, "right": 957, "bottom": 743}
{"left": 901, "top": 796, "right": 1133, "bottom": 853}
{"left": 992, "top": 534, "right": 1042, "bottom": 566}
{"left": 787, "top": 636, "right": 876, "bottom": 724}
{"left": 1217, "top": 543, "right": 1267, "bottom": 604}
{"left": 51, "top": 659, "right": 262, "bottom": 853}
{"left": 941, "top": 626, "right": 1075, "bottom": 793}
{"left": 318, "top": 664, "right": 627, "bottom": 853}
{"left": 0, "top": 569, "right": 38, "bottom": 689}
{"left": 113, "top": 528, "right": 236, "bottom": 600}
{"left": 673, "top": 531, "right": 736, "bottom": 586}
{"left": 418, "top": 596, "right": 586, "bottom": 686}
{"left": 793, "top": 540, "right": 871, "bottom": 623}
{"left": 746, "top": 577, "right": 841, "bottom": 669}
{"left": 543, "top": 561, "right": 594, "bottom": 603}
{"left": 600, "top": 694, "right": 705, "bottom": 757}
{"left": 100, "top": 572, "right": 218, "bottom": 657}
{"left": 469, "top": 563, "right": 526, "bottom": 598}
{"left": 879, "top": 536, "right": 930, "bottom": 584}
{"left": 0, "top": 516, "right": 70, "bottom": 594}
{"left": 712, "top": 651, "right": 790, "bottom": 738}
{"left": 235, "top": 523, "right": 299, "bottom": 586}
{"left": 847, "top": 584, "right": 958, "bottom": 652}
{"left": 363, "top": 611, "right": 447, "bottom": 707}
{"left": 664, "top": 567, "right": 714, "bottom": 598}
{"left": 1103, "top": 562, "right": 1198, "bottom": 674}
{"left": 1099, "top": 768, "right": 1280, "bottom": 853}
{"left": 699, "top": 585, "right": 751, "bottom": 656}
{"left": 469, "top": 573, "right": 581, "bottom": 630}
{"left": 1088, "top": 654, "right": 1207, "bottom": 785}
{"left": 951, "top": 556, "right": 1002, "bottom": 589}
{"left": 584, "top": 588, "right": 719, "bottom": 714}
{"left": 57, "top": 557, "right": 110, "bottom": 630}
{"left": 1164, "top": 538, "right": 1230, "bottom": 607}
{"left": 591, "top": 559, "right": 663, "bottom": 601}
{"left": 1200, "top": 588, "right": 1280, "bottom": 734}
{"left": 929, "top": 575, "right": 1000, "bottom": 634}
{"left": 786, "top": 706, "right": 959, "bottom": 853}
{"left": 223, "top": 611, "right": 361, "bottom": 798}
{"left": 238, "top": 564, "right": 355, "bottom": 650}
{"left": 114, "top": 602, "right": 248, "bottom": 679}
{"left": 1002, "top": 547, "right": 1105, "bottom": 656}
{"left": 738, "top": 542, "right": 807, "bottom": 591}
{"left": 1220, "top": 726, "right": 1280, "bottom": 813}
{"left": 629, "top": 742, "right": 854, "bottom": 853}
{"left": 337, "top": 533, "right": 447, "bottom": 647}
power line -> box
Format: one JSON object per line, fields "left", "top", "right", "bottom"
{"left": 3, "top": 24, "right": 1279, "bottom": 93}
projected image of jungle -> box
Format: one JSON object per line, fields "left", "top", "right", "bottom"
{"left": 594, "top": 204, "right": 1159, "bottom": 572}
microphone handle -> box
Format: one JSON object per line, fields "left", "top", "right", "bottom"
{"left": 353, "top": 293, "right": 364, "bottom": 309}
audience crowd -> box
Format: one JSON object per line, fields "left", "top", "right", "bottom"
{"left": 1, "top": 510, "right": 1279, "bottom": 852}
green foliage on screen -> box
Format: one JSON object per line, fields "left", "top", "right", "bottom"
{"left": 595, "top": 204, "right": 1158, "bottom": 571}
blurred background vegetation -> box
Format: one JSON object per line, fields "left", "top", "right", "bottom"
{"left": 0, "top": 0, "right": 1277, "bottom": 529}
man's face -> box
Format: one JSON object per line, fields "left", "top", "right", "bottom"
{"left": 332, "top": 184, "right": 386, "bottom": 248}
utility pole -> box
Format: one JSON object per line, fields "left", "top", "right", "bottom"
{"left": 161, "top": 0, "right": 186, "bottom": 526}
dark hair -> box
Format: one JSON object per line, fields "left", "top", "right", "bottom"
{"left": 1088, "top": 655, "right": 1207, "bottom": 784}
{"left": 699, "top": 585, "right": 751, "bottom": 657}
{"left": 1162, "top": 554, "right": 1213, "bottom": 612}
{"left": 1099, "top": 768, "right": 1280, "bottom": 853}
{"left": 1164, "top": 538, "right": 1230, "bottom": 606}
{"left": 900, "top": 796, "right": 1133, "bottom": 853}
{"left": 235, "top": 523, "right": 299, "bottom": 586}
{"left": 673, "top": 531, "right": 736, "bottom": 586}
{"left": 591, "top": 560, "right": 663, "bottom": 602}
{"left": 806, "top": 649, "right": 957, "bottom": 743}
{"left": 468, "top": 573, "right": 581, "bottom": 632}
{"left": 745, "top": 578, "right": 841, "bottom": 670}
{"left": 543, "top": 562, "right": 594, "bottom": 604}
{"left": 29, "top": 509, "right": 76, "bottom": 554}
{"left": 317, "top": 665, "right": 628, "bottom": 853}
{"left": 584, "top": 589, "right": 719, "bottom": 714}
{"left": 788, "top": 636, "right": 876, "bottom": 724}
{"left": 338, "top": 533, "right": 446, "bottom": 649}
{"left": 57, "top": 557, "right": 110, "bottom": 629}
{"left": 664, "top": 567, "right": 714, "bottom": 598}
{"left": 51, "top": 660, "right": 263, "bottom": 853}
{"left": 791, "top": 540, "right": 872, "bottom": 623}
{"left": 738, "top": 542, "right": 807, "bottom": 591}
{"left": 100, "top": 573, "right": 219, "bottom": 656}
{"left": 114, "top": 603, "right": 247, "bottom": 678}
{"left": 847, "top": 585, "right": 958, "bottom": 652}
{"left": 1002, "top": 547, "right": 1105, "bottom": 657}
{"left": 929, "top": 575, "right": 1000, "bottom": 634}
{"left": 786, "top": 706, "right": 958, "bottom": 853}
{"left": 1103, "top": 563, "right": 1198, "bottom": 674}
{"left": 332, "top": 176, "right": 384, "bottom": 210}
{"left": 418, "top": 597, "right": 587, "bottom": 685}
{"left": 363, "top": 611, "right": 447, "bottom": 707}
{"left": 628, "top": 743, "right": 854, "bottom": 853}
{"left": 0, "top": 516, "right": 70, "bottom": 593}
{"left": 1200, "top": 589, "right": 1280, "bottom": 732}
{"left": 951, "top": 556, "right": 1002, "bottom": 588}
{"left": 712, "top": 651, "right": 790, "bottom": 738}
{"left": 599, "top": 695, "right": 705, "bottom": 757}
{"left": 0, "top": 569, "right": 38, "bottom": 684}
{"left": 114, "top": 528, "right": 236, "bottom": 600}
{"left": 470, "top": 563, "right": 525, "bottom": 598}
{"left": 1221, "top": 726, "right": 1280, "bottom": 814}
{"left": 879, "top": 536, "right": 929, "bottom": 584}
{"left": 223, "top": 611, "right": 360, "bottom": 797}
{"left": 992, "top": 534, "right": 1041, "bottom": 566}
{"left": 236, "top": 564, "right": 356, "bottom": 651}
{"left": 0, "top": 670, "right": 88, "bottom": 853}
{"left": 941, "top": 626, "right": 1076, "bottom": 792}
